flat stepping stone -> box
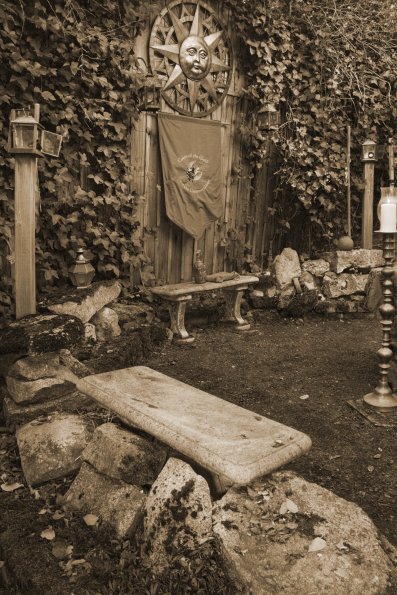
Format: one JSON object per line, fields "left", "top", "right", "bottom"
{"left": 73, "top": 366, "right": 311, "bottom": 485}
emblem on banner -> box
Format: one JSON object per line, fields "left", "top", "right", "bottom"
{"left": 179, "top": 153, "right": 210, "bottom": 193}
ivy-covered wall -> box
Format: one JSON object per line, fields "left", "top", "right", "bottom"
{"left": 0, "top": 0, "right": 148, "bottom": 315}
{"left": 227, "top": 0, "right": 397, "bottom": 250}
{"left": 1, "top": 0, "right": 397, "bottom": 320}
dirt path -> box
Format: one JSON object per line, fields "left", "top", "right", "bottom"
{"left": 146, "top": 310, "right": 397, "bottom": 547}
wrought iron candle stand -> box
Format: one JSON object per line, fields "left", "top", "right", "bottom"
{"left": 363, "top": 232, "right": 397, "bottom": 411}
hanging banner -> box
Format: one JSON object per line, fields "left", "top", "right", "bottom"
{"left": 158, "top": 112, "right": 222, "bottom": 238}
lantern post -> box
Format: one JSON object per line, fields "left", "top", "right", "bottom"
{"left": 361, "top": 139, "right": 377, "bottom": 249}
{"left": 8, "top": 104, "right": 43, "bottom": 319}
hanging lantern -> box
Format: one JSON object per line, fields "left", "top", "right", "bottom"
{"left": 136, "top": 58, "right": 162, "bottom": 112}
{"left": 69, "top": 248, "right": 95, "bottom": 289}
{"left": 8, "top": 110, "right": 43, "bottom": 156}
{"left": 257, "top": 104, "right": 280, "bottom": 131}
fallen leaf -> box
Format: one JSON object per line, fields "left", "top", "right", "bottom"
{"left": 367, "top": 465, "right": 374, "bottom": 473}
{"left": 52, "top": 541, "right": 73, "bottom": 560}
{"left": 308, "top": 537, "right": 327, "bottom": 552}
{"left": 373, "top": 454, "right": 381, "bottom": 459}
{"left": 299, "top": 394, "right": 309, "bottom": 400}
{"left": 38, "top": 508, "right": 49, "bottom": 515}
{"left": 1, "top": 482, "right": 24, "bottom": 492}
{"left": 83, "top": 514, "right": 99, "bottom": 527}
{"left": 279, "top": 498, "right": 299, "bottom": 515}
{"left": 41, "top": 527, "right": 56, "bottom": 541}
{"left": 52, "top": 510, "right": 65, "bottom": 520}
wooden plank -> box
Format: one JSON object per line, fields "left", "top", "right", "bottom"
{"left": 362, "top": 161, "right": 375, "bottom": 249}
{"left": 14, "top": 156, "right": 37, "bottom": 318}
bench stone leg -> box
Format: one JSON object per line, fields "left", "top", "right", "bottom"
{"left": 168, "top": 296, "right": 194, "bottom": 344}
{"left": 223, "top": 286, "right": 251, "bottom": 331}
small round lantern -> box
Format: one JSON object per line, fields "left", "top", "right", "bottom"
{"left": 69, "top": 248, "right": 95, "bottom": 289}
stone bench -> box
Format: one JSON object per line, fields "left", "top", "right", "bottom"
{"left": 65, "top": 366, "right": 312, "bottom": 490}
{"left": 151, "top": 274, "right": 259, "bottom": 343}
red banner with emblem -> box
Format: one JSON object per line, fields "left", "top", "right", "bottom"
{"left": 158, "top": 112, "right": 222, "bottom": 239}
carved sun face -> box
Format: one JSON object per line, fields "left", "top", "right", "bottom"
{"left": 149, "top": 0, "right": 232, "bottom": 117}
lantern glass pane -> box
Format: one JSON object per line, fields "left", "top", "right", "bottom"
{"left": 41, "top": 130, "right": 63, "bottom": 157}
{"left": 13, "top": 124, "right": 35, "bottom": 149}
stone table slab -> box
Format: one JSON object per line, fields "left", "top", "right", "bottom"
{"left": 150, "top": 275, "right": 259, "bottom": 298}
{"left": 74, "top": 366, "right": 311, "bottom": 485}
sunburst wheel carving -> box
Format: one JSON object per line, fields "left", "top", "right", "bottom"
{"left": 149, "top": 0, "right": 233, "bottom": 117}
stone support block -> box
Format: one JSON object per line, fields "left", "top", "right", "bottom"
{"left": 322, "top": 249, "right": 383, "bottom": 274}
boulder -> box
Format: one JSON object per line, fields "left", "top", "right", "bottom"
{"left": 91, "top": 307, "right": 121, "bottom": 342}
{"left": 8, "top": 352, "right": 60, "bottom": 380}
{"left": 0, "top": 314, "right": 84, "bottom": 357}
{"left": 3, "top": 390, "right": 98, "bottom": 426}
{"left": 16, "top": 412, "right": 93, "bottom": 485}
{"left": 322, "top": 273, "right": 368, "bottom": 298}
{"left": 45, "top": 280, "right": 122, "bottom": 323}
{"left": 63, "top": 461, "right": 145, "bottom": 538}
{"left": 213, "top": 470, "right": 396, "bottom": 595}
{"left": 82, "top": 422, "right": 167, "bottom": 486}
{"left": 301, "top": 259, "right": 330, "bottom": 277}
{"left": 273, "top": 248, "right": 302, "bottom": 289}
{"left": 6, "top": 375, "right": 75, "bottom": 405}
{"left": 143, "top": 458, "right": 212, "bottom": 572}
{"left": 322, "top": 249, "right": 384, "bottom": 274}
{"left": 112, "top": 302, "right": 156, "bottom": 331}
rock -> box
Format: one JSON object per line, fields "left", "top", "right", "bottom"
{"left": 16, "top": 412, "right": 93, "bottom": 485}
{"left": 301, "top": 259, "right": 330, "bottom": 277}
{"left": 6, "top": 375, "right": 75, "bottom": 405}
{"left": 322, "top": 273, "right": 368, "bottom": 298}
{"left": 250, "top": 286, "right": 278, "bottom": 309}
{"left": 3, "top": 391, "right": 99, "bottom": 426}
{"left": 213, "top": 470, "right": 395, "bottom": 595}
{"left": 63, "top": 461, "right": 145, "bottom": 538}
{"left": 45, "top": 280, "right": 122, "bottom": 323}
{"left": 300, "top": 271, "right": 317, "bottom": 291}
{"left": 0, "top": 314, "right": 84, "bottom": 357}
{"left": 82, "top": 422, "right": 167, "bottom": 486}
{"left": 322, "top": 249, "right": 384, "bottom": 274}
{"left": 277, "top": 284, "right": 295, "bottom": 310}
{"left": 112, "top": 302, "right": 155, "bottom": 330}
{"left": 279, "top": 289, "right": 318, "bottom": 317}
{"left": 7, "top": 352, "right": 60, "bottom": 380}
{"left": 365, "top": 268, "right": 383, "bottom": 312}
{"left": 273, "top": 248, "right": 302, "bottom": 289}
{"left": 84, "top": 323, "right": 97, "bottom": 343}
{"left": 91, "top": 307, "right": 121, "bottom": 342}
{"left": 143, "top": 458, "right": 212, "bottom": 572}
{"left": 58, "top": 349, "right": 93, "bottom": 378}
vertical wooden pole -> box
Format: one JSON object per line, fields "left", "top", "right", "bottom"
{"left": 361, "top": 140, "right": 377, "bottom": 250}
{"left": 14, "top": 155, "right": 37, "bottom": 318}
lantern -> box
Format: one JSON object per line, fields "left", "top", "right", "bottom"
{"left": 69, "top": 248, "right": 95, "bottom": 289}
{"left": 257, "top": 104, "right": 280, "bottom": 131}
{"left": 136, "top": 58, "right": 162, "bottom": 112}
{"left": 9, "top": 111, "right": 43, "bottom": 156}
{"left": 362, "top": 139, "right": 377, "bottom": 162}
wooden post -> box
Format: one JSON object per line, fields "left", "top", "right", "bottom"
{"left": 361, "top": 140, "right": 377, "bottom": 250}
{"left": 14, "top": 155, "right": 37, "bottom": 318}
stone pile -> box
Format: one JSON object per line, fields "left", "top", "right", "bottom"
{"left": 251, "top": 247, "right": 384, "bottom": 317}
{"left": 3, "top": 350, "right": 97, "bottom": 426}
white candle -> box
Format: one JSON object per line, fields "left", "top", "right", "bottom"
{"left": 380, "top": 203, "right": 397, "bottom": 233}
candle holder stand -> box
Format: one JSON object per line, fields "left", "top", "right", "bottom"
{"left": 363, "top": 232, "right": 397, "bottom": 411}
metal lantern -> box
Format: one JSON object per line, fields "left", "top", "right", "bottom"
{"left": 9, "top": 111, "right": 43, "bottom": 156}
{"left": 69, "top": 248, "right": 95, "bottom": 289}
{"left": 257, "top": 104, "right": 280, "bottom": 131}
{"left": 136, "top": 57, "right": 162, "bottom": 112}
{"left": 362, "top": 139, "right": 377, "bottom": 162}
{"left": 138, "top": 72, "right": 163, "bottom": 112}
